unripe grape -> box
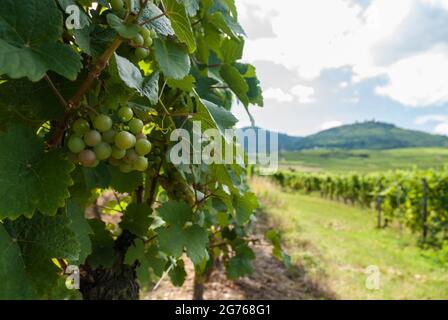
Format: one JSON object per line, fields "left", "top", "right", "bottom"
{"left": 72, "top": 118, "right": 90, "bottom": 135}
{"left": 93, "top": 114, "right": 113, "bottom": 132}
{"left": 136, "top": 132, "right": 147, "bottom": 140}
{"left": 115, "top": 131, "right": 136, "bottom": 149}
{"left": 110, "top": 0, "right": 124, "bottom": 11}
{"left": 93, "top": 142, "right": 112, "bottom": 160}
{"left": 139, "top": 27, "right": 151, "bottom": 40}
{"left": 135, "top": 139, "right": 152, "bottom": 156}
{"left": 111, "top": 145, "right": 126, "bottom": 159}
{"left": 149, "top": 29, "right": 157, "bottom": 38}
{"left": 124, "top": 149, "right": 138, "bottom": 164}
{"left": 84, "top": 130, "right": 102, "bottom": 147}
{"left": 118, "top": 106, "right": 133, "bottom": 122}
{"left": 102, "top": 130, "right": 117, "bottom": 144}
{"left": 128, "top": 118, "right": 144, "bottom": 134}
{"left": 144, "top": 36, "right": 153, "bottom": 47}
{"left": 67, "top": 135, "right": 85, "bottom": 153}
{"left": 133, "top": 156, "right": 148, "bottom": 172}
{"left": 119, "top": 163, "right": 133, "bottom": 173}
{"left": 132, "top": 34, "right": 144, "bottom": 46}
{"left": 79, "top": 150, "right": 97, "bottom": 167}
{"left": 135, "top": 47, "right": 150, "bottom": 60}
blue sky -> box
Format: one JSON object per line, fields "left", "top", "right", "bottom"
{"left": 232, "top": 0, "right": 448, "bottom": 136}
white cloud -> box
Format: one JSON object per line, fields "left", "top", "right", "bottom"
{"left": 434, "top": 123, "right": 448, "bottom": 135}
{"left": 263, "top": 88, "right": 293, "bottom": 102}
{"left": 290, "top": 84, "right": 315, "bottom": 103}
{"left": 339, "top": 81, "right": 349, "bottom": 88}
{"left": 375, "top": 46, "right": 448, "bottom": 107}
{"left": 415, "top": 114, "right": 448, "bottom": 124}
{"left": 237, "top": 0, "right": 448, "bottom": 107}
{"left": 320, "top": 120, "right": 343, "bottom": 131}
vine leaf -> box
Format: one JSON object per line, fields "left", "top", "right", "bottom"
{"left": 169, "top": 259, "right": 187, "bottom": 287}
{"left": 3, "top": 212, "right": 81, "bottom": 296}
{"left": 233, "top": 191, "right": 258, "bottom": 226}
{"left": 157, "top": 201, "right": 209, "bottom": 265}
{"left": 121, "top": 203, "right": 152, "bottom": 238}
{"left": 226, "top": 244, "right": 255, "bottom": 279}
{"left": 114, "top": 53, "right": 160, "bottom": 104}
{"left": 107, "top": 14, "right": 140, "bottom": 39}
{"left": 0, "top": 0, "right": 82, "bottom": 81}
{"left": 138, "top": 3, "right": 174, "bottom": 36}
{"left": 220, "top": 64, "right": 249, "bottom": 106}
{"left": 109, "top": 165, "right": 144, "bottom": 193}
{"left": 67, "top": 200, "right": 93, "bottom": 263}
{"left": 164, "top": 0, "right": 196, "bottom": 53}
{"left": 153, "top": 38, "right": 191, "bottom": 80}
{"left": 0, "top": 225, "right": 37, "bottom": 299}
{"left": 0, "top": 125, "right": 75, "bottom": 220}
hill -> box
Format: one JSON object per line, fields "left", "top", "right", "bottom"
{"left": 241, "top": 121, "right": 448, "bottom": 151}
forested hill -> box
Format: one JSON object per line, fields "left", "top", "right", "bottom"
{"left": 240, "top": 121, "right": 448, "bottom": 151}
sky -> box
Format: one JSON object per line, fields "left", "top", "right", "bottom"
{"left": 231, "top": 0, "right": 448, "bottom": 136}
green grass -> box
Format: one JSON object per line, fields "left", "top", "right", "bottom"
{"left": 279, "top": 147, "right": 448, "bottom": 173}
{"left": 252, "top": 177, "right": 448, "bottom": 299}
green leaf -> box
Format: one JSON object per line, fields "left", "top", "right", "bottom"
{"left": 0, "top": 224, "right": 37, "bottom": 299}
{"left": 154, "top": 38, "right": 191, "bottom": 80}
{"left": 109, "top": 165, "right": 143, "bottom": 193}
{"left": 226, "top": 244, "right": 254, "bottom": 279}
{"left": 164, "top": 0, "right": 196, "bottom": 53}
{"left": 138, "top": 3, "right": 174, "bottom": 36}
{"left": 192, "top": 95, "right": 238, "bottom": 135}
{"left": 67, "top": 200, "right": 93, "bottom": 263}
{"left": 220, "top": 65, "right": 249, "bottom": 106}
{"left": 167, "top": 75, "right": 195, "bottom": 92}
{"left": 114, "top": 53, "right": 160, "bottom": 103}
{"left": 181, "top": 0, "right": 200, "bottom": 17}
{"left": 219, "top": 38, "right": 244, "bottom": 64}
{"left": 169, "top": 259, "right": 187, "bottom": 286}
{"left": 157, "top": 201, "right": 209, "bottom": 264}
{"left": 265, "top": 230, "right": 291, "bottom": 269}
{"left": 86, "top": 220, "right": 115, "bottom": 268}
{"left": 121, "top": 203, "right": 152, "bottom": 237}
{"left": 0, "top": 0, "right": 82, "bottom": 81}
{"left": 233, "top": 191, "right": 258, "bottom": 225}
{"left": 107, "top": 14, "right": 140, "bottom": 39}
{"left": 0, "top": 125, "right": 75, "bottom": 220}
{"left": 207, "top": 11, "right": 244, "bottom": 40}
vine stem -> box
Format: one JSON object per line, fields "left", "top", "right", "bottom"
{"left": 44, "top": 74, "right": 68, "bottom": 109}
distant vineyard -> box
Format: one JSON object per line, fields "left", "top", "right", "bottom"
{"left": 272, "top": 169, "right": 448, "bottom": 246}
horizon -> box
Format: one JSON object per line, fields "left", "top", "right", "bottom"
{"left": 231, "top": 0, "right": 448, "bottom": 137}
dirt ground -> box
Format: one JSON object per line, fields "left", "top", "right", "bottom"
{"left": 144, "top": 214, "right": 335, "bottom": 300}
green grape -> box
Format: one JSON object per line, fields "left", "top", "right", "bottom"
{"left": 136, "top": 132, "right": 147, "bottom": 140}
{"left": 78, "top": 149, "right": 97, "bottom": 167}
{"left": 67, "top": 135, "right": 85, "bottom": 153}
{"left": 110, "top": 0, "right": 124, "bottom": 11}
{"left": 84, "top": 130, "right": 102, "bottom": 147}
{"left": 102, "top": 130, "right": 116, "bottom": 144}
{"left": 118, "top": 107, "right": 133, "bottom": 122}
{"left": 93, "top": 142, "right": 112, "bottom": 160}
{"left": 139, "top": 27, "right": 151, "bottom": 40}
{"left": 72, "top": 118, "right": 90, "bottom": 135}
{"left": 150, "top": 29, "right": 157, "bottom": 38}
{"left": 133, "top": 156, "right": 148, "bottom": 171}
{"left": 135, "top": 47, "right": 150, "bottom": 60}
{"left": 135, "top": 139, "right": 152, "bottom": 156}
{"left": 124, "top": 149, "right": 138, "bottom": 164}
{"left": 115, "top": 131, "right": 136, "bottom": 149}
{"left": 111, "top": 145, "right": 126, "bottom": 159}
{"left": 119, "top": 162, "right": 133, "bottom": 173}
{"left": 93, "top": 114, "right": 113, "bottom": 132}
{"left": 128, "top": 118, "right": 144, "bottom": 134}
{"left": 144, "top": 36, "right": 153, "bottom": 47}
{"left": 132, "top": 34, "right": 144, "bottom": 46}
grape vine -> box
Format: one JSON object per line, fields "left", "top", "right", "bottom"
{"left": 0, "top": 0, "right": 286, "bottom": 300}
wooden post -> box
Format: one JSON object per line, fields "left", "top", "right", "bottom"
{"left": 421, "top": 179, "right": 428, "bottom": 242}
{"left": 376, "top": 195, "right": 383, "bottom": 229}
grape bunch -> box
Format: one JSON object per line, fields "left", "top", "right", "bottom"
{"left": 67, "top": 106, "right": 152, "bottom": 173}
{"left": 109, "top": 0, "right": 157, "bottom": 61}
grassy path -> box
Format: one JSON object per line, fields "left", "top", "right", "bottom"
{"left": 251, "top": 177, "right": 448, "bottom": 299}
